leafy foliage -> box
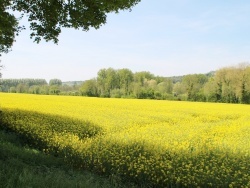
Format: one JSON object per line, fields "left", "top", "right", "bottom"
{"left": 0, "top": 129, "right": 116, "bottom": 188}
{"left": 49, "top": 78, "right": 62, "bottom": 86}
{"left": 0, "top": 0, "right": 140, "bottom": 55}
{"left": 0, "top": 1, "right": 19, "bottom": 55}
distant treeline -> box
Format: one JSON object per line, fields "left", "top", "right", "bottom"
{"left": 0, "top": 78, "right": 81, "bottom": 96}
{"left": 1, "top": 63, "right": 250, "bottom": 104}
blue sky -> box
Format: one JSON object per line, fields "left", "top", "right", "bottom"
{"left": 2, "top": 0, "right": 250, "bottom": 82}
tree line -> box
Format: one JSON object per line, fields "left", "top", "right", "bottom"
{"left": 1, "top": 63, "right": 250, "bottom": 104}
{"left": 0, "top": 78, "right": 80, "bottom": 96}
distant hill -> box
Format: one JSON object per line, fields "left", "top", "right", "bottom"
{"left": 62, "top": 81, "right": 84, "bottom": 86}
{"left": 205, "top": 71, "right": 216, "bottom": 77}
{"left": 166, "top": 71, "right": 216, "bottom": 83}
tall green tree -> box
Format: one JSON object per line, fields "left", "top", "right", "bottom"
{"left": 97, "top": 68, "right": 107, "bottom": 96}
{"left": 117, "top": 68, "right": 133, "bottom": 95}
{"left": 97, "top": 68, "right": 118, "bottom": 97}
{"left": 49, "top": 79, "right": 62, "bottom": 86}
{"left": 214, "top": 67, "right": 238, "bottom": 103}
{"left": 0, "top": 0, "right": 141, "bottom": 55}
{"left": 16, "top": 83, "right": 28, "bottom": 93}
{"left": 182, "top": 74, "right": 208, "bottom": 101}
{"left": 49, "top": 85, "right": 60, "bottom": 95}
{"left": 236, "top": 63, "right": 250, "bottom": 103}
{"left": 80, "top": 79, "right": 98, "bottom": 97}
{"left": 205, "top": 64, "right": 250, "bottom": 103}
{"left": 106, "top": 68, "right": 119, "bottom": 92}
{"left": 240, "top": 66, "right": 250, "bottom": 103}
{"left": 134, "top": 71, "right": 154, "bottom": 86}
{"left": 29, "top": 85, "right": 41, "bottom": 94}
{"left": 157, "top": 79, "right": 173, "bottom": 94}
{"left": 203, "top": 77, "right": 218, "bottom": 102}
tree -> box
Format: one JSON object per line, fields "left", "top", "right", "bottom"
{"left": 9, "top": 86, "right": 16, "bottom": 93}
{"left": 97, "top": 68, "right": 118, "bottom": 97}
{"left": 0, "top": 63, "right": 2, "bottom": 78}
{"left": 173, "top": 82, "right": 186, "bottom": 100}
{"left": 0, "top": 0, "right": 141, "bottom": 55}
{"left": 208, "top": 64, "right": 250, "bottom": 103}
{"left": 236, "top": 63, "right": 250, "bottom": 104}
{"left": 117, "top": 68, "right": 133, "bottom": 95}
{"left": 157, "top": 79, "right": 173, "bottom": 94}
{"left": 145, "top": 79, "right": 157, "bottom": 90}
{"left": 134, "top": 71, "right": 154, "bottom": 86}
{"left": 16, "top": 83, "right": 28, "bottom": 93}
{"left": 214, "top": 67, "right": 239, "bottom": 103}
{"left": 49, "top": 79, "right": 62, "bottom": 86}
{"left": 97, "top": 68, "right": 107, "bottom": 96}
{"left": 29, "top": 85, "right": 40, "bottom": 94}
{"left": 80, "top": 79, "right": 98, "bottom": 97}
{"left": 40, "top": 85, "right": 50, "bottom": 95}
{"left": 49, "top": 85, "right": 60, "bottom": 95}
{"left": 182, "top": 74, "right": 208, "bottom": 101}
{"left": 203, "top": 78, "right": 217, "bottom": 102}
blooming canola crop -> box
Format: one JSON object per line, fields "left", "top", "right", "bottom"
{"left": 0, "top": 93, "right": 249, "bottom": 187}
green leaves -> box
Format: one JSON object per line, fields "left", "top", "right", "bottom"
{"left": 0, "top": 8, "right": 18, "bottom": 54}
{"left": 0, "top": 0, "right": 141, "bottom": 55}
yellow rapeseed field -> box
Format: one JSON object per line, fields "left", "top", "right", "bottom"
{"left": 0, "top": 93, "right": 249, "bottom": 187}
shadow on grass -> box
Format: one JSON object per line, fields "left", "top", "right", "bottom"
{"left": 0, "top": 109, "right": 114, "bottom": 187}
{"left": 0, "top": 109, "right": 141, "bottom": 188}
{"left": 0, "top": 128, "right": 115, "bottom": 188}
